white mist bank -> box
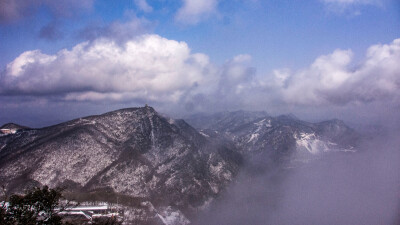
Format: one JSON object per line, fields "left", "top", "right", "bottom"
{"left": 194, "top": 130, "right": 400, "bottom": 225}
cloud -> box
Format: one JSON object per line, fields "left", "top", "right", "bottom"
{"left": 0, "top": 0, "right": 94, "bottom": 23}
{"left": 1, "top": 33, "right": 399, "bottom": 124}
{"left": 195, "top": 131, "right": 400, "bottom": 225}
{"left": 179, "top": 54, "right": 257, "bottom": 112}
{"left": 320, "top": 0, "right": 384, "bottom": 14}
{"left": 38, "top": 22, "right": 63, "bottom": 41}
{"left": 180, "top": 37, "right": 400, "bottom": 117}
{"left": 269, "top": 133, "right": 400, "bottom": 225}
{"left": 0, "top": 35, "right": 217, "bottom": 104}
{"left": 0, "top": 0, "right": 35, "bottom": 23}
{"left": 275, "top": 38, "right": 400, "bottom": 106}
{"left": 134, "top": 0, "right": 153, "bottom": 13}
{"left": 43, "top": 0, "right": 93, "bottom": 17}
{"left": 0, "top": 30, "right": 256, "bottom": 112}
{"left": 175, "top": 0, "right": 219, "bottom": 25}
{"left": 78, "top": 14, "right": 154, "bottom": 43}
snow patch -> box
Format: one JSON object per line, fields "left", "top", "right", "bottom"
{"left": 254, "top": 118, "right": 272, "bottom": 128}
{"left": 167, "top": 118, "right": 176, "bottom": 125}
{"left": 248, "top": 118, "right": 272, "bottom": 143}
{"left": 295, "top": 132, "right": 329, "bottom": 154}
{"left": 340, "top": 146, "right": 357, "bottom": 153}
{"left": 210, "top": 161, "right": 225, "bottom": 175}
{"left": 67, "top": 118, "right": 96, "bottom": 127}
{"left": 254, "top": 119, "right": 266, "bottom": 126}
{"left": 248, "top": 133, "right": 259, "bottom": 143}
{"left": 157, "top": 207, "right": 190, "bottom": 225}
{"left": 198, "top": 197, "right": 213, "bottom": 210}
{"left": 199, "top": 131, "right": 210, "bottom": 137}
{"left": 208, "top": 182, "right": 219, "bottom": 194}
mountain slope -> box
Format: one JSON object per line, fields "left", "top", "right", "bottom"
{"left": 0, "top": 106, "right": 242, "bottom": 224}
{"left": 0, "top": 107, "right": 359, "bottom": 224}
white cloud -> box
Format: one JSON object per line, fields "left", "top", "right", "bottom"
{"left": 0, "top": 33, "right": 256, "bottom": 113}
{"left": 134, "top": 0, "right": 153, "bottom": 13}
{"left": 275, "top": 38, "right": 400, "bottom": 105}
{"left": 1, "top": 31, "right": 399, "bottom": 120}
{"left": 0, "top": 35, "right": 217, "bottom": 103}
{"left": 175, "top": 0, "right": 219, "bottom": 25}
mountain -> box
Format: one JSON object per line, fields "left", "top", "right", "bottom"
{"left": 185, "top": 111, "right": 359, "bottom": 167}
{"left": 0, "top": 107, "right": 359, "bottom": 224}
{"left": 0, "top": 106, "right": 242, "bottom": 224}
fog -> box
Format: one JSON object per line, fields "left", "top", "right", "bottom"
{"left": 194, "top": 129, "right": 400, "bottom": 225}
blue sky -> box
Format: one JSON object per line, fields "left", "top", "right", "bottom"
{"left": 1, "top": 0, "right": 400, "bottom": 127}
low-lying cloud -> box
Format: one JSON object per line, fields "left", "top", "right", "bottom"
{"left": 194, "top": 131, "right": 400, "bottom": 225}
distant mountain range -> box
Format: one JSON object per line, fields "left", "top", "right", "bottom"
{"left": 0, "top": 106, "right": 359, "bottom": 224}
{"left": 186, "top": 111, "right": 358, "bottom": 165}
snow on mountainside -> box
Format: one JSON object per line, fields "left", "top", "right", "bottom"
{"left": 0, "top": 107, "right": 359, "bottom": 224}
{"left": 295, "top": 132, "right": 330, "bottom": 154}
{"left": 0, "top": 106, "right": 242, "bottom": 224}
{"left": 186, "top": 111, "right": 359, "bottom": 166}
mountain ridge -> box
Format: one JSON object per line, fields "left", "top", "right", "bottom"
{"left": 0, "top": 106, "right": 359, "bottom": 224}
{"left": 0, "top": 106, "right": 243, "bottom": 224}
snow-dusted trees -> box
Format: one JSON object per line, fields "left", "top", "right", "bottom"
{"left": 1, "top": 186, "right": 64, "bottom": 225}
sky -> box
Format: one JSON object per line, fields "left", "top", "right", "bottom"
{"left": 0, "top": 0, "right": 400, "bottom": 127}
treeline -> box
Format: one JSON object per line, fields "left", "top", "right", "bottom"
{"left": 0, "top": 186, "right": 121, "bottom": 225}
